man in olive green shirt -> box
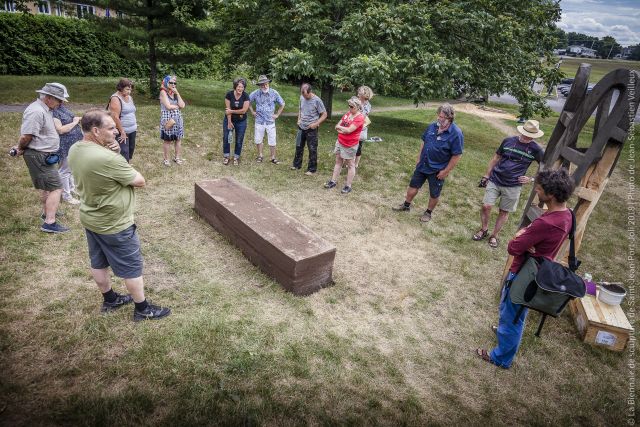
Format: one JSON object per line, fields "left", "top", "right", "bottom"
{"left": 68, "top": 109, "right": 170, "bottom": 321}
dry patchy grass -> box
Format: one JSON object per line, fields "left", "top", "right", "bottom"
{"left": 0, "top": 77, "right": 636, "bottom": 426}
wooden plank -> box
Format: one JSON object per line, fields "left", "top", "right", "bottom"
{"left": 573, "top": 186, "right": 598, "bottom": 202}
{"left": 559, "top": 111, "right": 574, "bottom": 127}
{"left": 560, "top": 146, "right": 585, "bottom": 165}
{"left": 526, "top": 205, "right": 544, "bottom": 222}
{"left": 194, "top": 178, "right": 336, "bottom": 295}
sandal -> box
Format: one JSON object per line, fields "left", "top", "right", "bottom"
{"left": 256, "top": 156, "right": 263, "bottom": 163}
{"left": 222, "top": 157, "right": 230, "bottom": 165}
{"left": 233, "top": 158, "right": 239, "bottom": 166}
{"left": 270, "top": 158, "right": 280, "bottom": 165}
{"left": 488, "top": 236, "right": 498, "bottom": 248}
{"left": 472, "top": 229, "right": 489, "bottom": 241}
{"left": 475, "top": 348, "right": 493, "bottom": 364}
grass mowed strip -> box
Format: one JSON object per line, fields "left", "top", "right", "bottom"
{"left": 558, "top": 57, "right": 638, "bottom": 83}
{"left": 0, "top": 77, "right": 635, "bottom": 425}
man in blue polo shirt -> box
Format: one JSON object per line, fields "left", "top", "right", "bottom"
{"left": 392, "top": 103, "right": 464, "bottom": 223}
{"left": 472, "top": 120, "right": 544, "bottom": 248}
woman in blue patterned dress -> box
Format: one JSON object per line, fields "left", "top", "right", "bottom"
{"left": 159, "top": 75, "right": 186, "bottom": 166}
{"left": 52, "top": 104, "right": 83, "bottom": 204}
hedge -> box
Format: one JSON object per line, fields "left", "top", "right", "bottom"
{"left": 0, "top": 13, "right": 222, "bottom": 79}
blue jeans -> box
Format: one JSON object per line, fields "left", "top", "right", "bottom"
{"left": 223, "top": 117, "right": 247, "bottom": 159}
{"left": 490, "top": 271, "right": 528, "bottom": 368}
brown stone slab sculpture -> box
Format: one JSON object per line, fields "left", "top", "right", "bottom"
{"left": 194, "top": 177, "right": 336, "bottom": 295}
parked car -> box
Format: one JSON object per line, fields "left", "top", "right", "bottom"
{"left": 559, "top": 83, "right": 595, "bottom": 97}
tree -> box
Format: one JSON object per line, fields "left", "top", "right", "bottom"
{"left": 85, "top": 0, "right": 218, "bottom": 96}
{"left": 630, "top": 45, "right": 640, "bottom": 61}
{"left": 597, "top": 36, "right": 621, "bottom": 59}
{"left": 224, "top": 0, "right": 561, "bottom": 118}
{"left": 552, "top": 26, "right": 568, "bottom": 49}
{"left": 566, "top": 32, "right": 598, "bottom": 48}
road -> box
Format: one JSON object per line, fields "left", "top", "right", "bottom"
{"left": 489, "top": 92, "right": 640, "bottom": 123}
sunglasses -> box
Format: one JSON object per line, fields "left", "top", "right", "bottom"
{"left": 168, "top": 81, "right": 177, "bottom": 85}
{"left": 348, "top": 104, "right": 356, "bottom": 108}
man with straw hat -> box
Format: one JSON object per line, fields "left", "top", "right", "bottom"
{"left": 472, "top": 119, "right": 545, "bottom": 248}
{"left": 11, "top": 83, "right": 70, "bottom": 233}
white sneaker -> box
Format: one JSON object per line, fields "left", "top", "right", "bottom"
{"left": 63, "top": 196, "right": 80, "bottom": 205}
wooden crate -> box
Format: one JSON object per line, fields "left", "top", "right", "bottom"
{"left": 569, "top": 295, "right": 633, "bottom": 352}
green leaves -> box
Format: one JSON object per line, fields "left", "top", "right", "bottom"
{"left": 226, "top": 0, "right": 561, "bottom": 116}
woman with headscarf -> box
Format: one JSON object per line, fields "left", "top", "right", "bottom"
{"left": 159, "top": 75, "right": 186, "bottom": 166}
{"left": 323, "top": 96, "right": 365, "bottom": 194}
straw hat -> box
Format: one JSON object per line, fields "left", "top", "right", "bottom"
{"left": 256, "top": 75, "right": 272, "bottom": 85}
{"left": 517, "top": 120, "right": 544, "bottom": 138}
{"left": 35, "top": 82, "right": 69, "bottom": 102}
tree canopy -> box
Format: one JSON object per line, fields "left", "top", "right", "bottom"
{"left": 85, "top": 0, "right": 218, "bottom": 95}
{"left": 223, "top": 0, "right": 562, "bottom": 118}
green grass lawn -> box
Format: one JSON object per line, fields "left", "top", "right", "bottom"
{"left": 0, "top": 75, "right": 636, "bottom": 425}
{"left": 558, "top": 57, "right": 639, "bottom": 83}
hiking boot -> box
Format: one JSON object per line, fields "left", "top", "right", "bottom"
{"left": 133, "top": 303, "right": 171, "bottom": 322}
{"left": 420, "top": 211, "right": 432, "bottom": 223}
{"left": 341, "top": 186, "right": 352, "bottom": 194}
{"left": 324, "top": 180, "right": 337, "bottom": 189}
{"left": 41, "top": 222, "right": 70, "bottom": 233}
{"left": 101, "top": 293, "right": 133, "bottom": 313}
{"left": 392, "top": 203, "right": 411, "bottom": 212}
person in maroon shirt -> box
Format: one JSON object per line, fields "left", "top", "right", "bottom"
{"left": 476, "top": 168, "right": 574, "bottom": 369}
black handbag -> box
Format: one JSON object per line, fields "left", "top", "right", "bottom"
{"left": 508, "top": 209, "right": 586, "bottom": 335}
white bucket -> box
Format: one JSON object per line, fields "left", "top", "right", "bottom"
{"left": 597, "top": 283, "right": 626, "bottom": 306}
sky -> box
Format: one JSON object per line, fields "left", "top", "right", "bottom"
{"left": 558, "top": 0, "right": 640, "bottom": 46}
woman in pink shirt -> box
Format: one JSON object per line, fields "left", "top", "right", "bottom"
{"left": 323, "top": 96, "right": 365, "bottom": 194}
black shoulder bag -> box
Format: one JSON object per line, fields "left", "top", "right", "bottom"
{"left": 509, "top": 209, "right": 586, "bottom": 336}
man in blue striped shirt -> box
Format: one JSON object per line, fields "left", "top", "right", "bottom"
{"left": 249, "top": 75, "right": 285, "bottom": 164}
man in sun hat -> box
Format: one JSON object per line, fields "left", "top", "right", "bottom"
{"left": 249, "top": 74, "right": 285, "bottom": 164}
{"left": 11, "top": 83, "right": 70, "bottom": 233}
{"left": 471, "top": 119, "right": 545, "bottom": 248}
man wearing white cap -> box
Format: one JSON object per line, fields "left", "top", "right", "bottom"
{"left": 11, "top": 83, "right": 70, "bottom": 233}
{"left": 472, "top": 120, "right": 545, "bottom": 248}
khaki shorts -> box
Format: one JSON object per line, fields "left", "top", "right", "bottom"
{"left": 334, "top": 141, "right": 358, "bottom": 160}
{"left": 23, "top": 149, "right": 62, "bottom": 191}
{"left": 482, "top": 181, "right": 522, "bottom": 212}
